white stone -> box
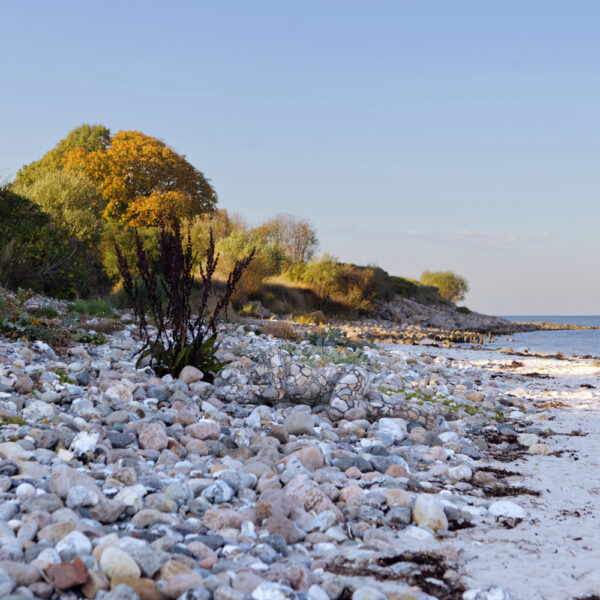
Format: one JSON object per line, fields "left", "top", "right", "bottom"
{"left": 69, "top": 431, "right": 99, "bottom": 454}
{"left": 15, "top": 483, "right": 35, "bottom": 498}
{"left": 104, "top": 384, "right": 133, "bottom": 403}
{"left": 0, "top": 442, "right": 33, "bottom": 461}
{"left": 517, "top": 433, "right": 539, "bottom": 447}
{"left": 376, "top": 418, "right": 407, "bottom": 442}
{"left": 488, "top": 500, "right": 526, "bottom": 520}
{"left": 448, "top": 464, "right": 472, "bottom": 482}
{"left": 100, "top": 546, "right": 141, "bottom": 579}
{"left": 22, "top": 400, "right": 55, "bottom": 421}
{"left": 56, "top": 530, "right": 93, "bottom": 558}
{"left": 252, "top": 582, "right": 294, "bottom": 600}
{"left": 412, "top": 494, "right": 448, "bottom": 531}
{"left": 66, "top": 485, "right": 99, "bottom": 508}
{"left": 439, "top": 431, "right": 459, "bottom": 443}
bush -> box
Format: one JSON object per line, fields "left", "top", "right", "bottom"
{"left": 67, "top": 299, "right": 116, "bottom": 318}
{"left": 216, "top": 230, "right": 283, "bottom": 296}
{"left": 420, "top": 270, "right": 469, "bottom": 303}
{"left": 456, "top": 306, "right": 471, "bottom": 314}
{"left": 0, "top": 187, "right": 108, "bottom": 298}
{"left": 13, "top": 170, "right": 105, "bottom": 246}
{"left": 115, "top": 221, "right": 253, "bottom": 378}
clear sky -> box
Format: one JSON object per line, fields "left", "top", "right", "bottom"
{"left": 1, "top": 1, "right": 598, "bottom": 315}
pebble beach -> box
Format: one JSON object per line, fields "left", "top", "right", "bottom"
{"left": 0, "top": 292, "right": 599, "bottom": 600}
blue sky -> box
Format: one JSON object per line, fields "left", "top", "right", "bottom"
{"left": 1, "top": 1, "right": 598, "bottom": 314}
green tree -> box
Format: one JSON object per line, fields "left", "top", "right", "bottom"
{"left": 302, "top": 255, "right": 342, "bottom": 306}
{"left": 13, "top": 170, "right": 105, "bottom": 245}
{"left": 420, "top": 270, "right": 469, "bottom": 303}
{"left": 216, "top": 230, "right": 283, "bottom": 295}
{"left": 0, "top": 186, "right": 106, "bottom": 297}
{"left": 14, "top": 124, "right": 110, "bottom": 188}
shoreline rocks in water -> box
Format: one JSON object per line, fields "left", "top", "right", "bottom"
{"left": 0, "top": 288, "right": 587, "bottom": 599}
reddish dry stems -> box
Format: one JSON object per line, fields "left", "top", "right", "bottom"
{"left": 114, "top": 219, "right": 254, "bottom": 376}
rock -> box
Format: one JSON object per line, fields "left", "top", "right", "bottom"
{"left": 105, "top": 384, "right": 133, "bottom": 403}
{"left": 376, "top": 418, "right": 407, "bottom": 443}
{"left": 44, "top": 557, "right": 89, "bottom": 590}
{"left": 284, "top": 475, "right": 343, "bottom": 521}
{"left": 462, "top": 585, "right": 512, "bottom": 600}
{"left": 66, "top": 485, "right": 99, "bottom": 508}
{"left": 100, "top": 547, "right": 141, "bottom": 580}
{"left": 488, "top": 500, "right": 526, "bottom": 520}
{"left": 285, "top": 411, "right": 315, "bottom": 436}
{"left": 0, "top": 561, "right": 42, "bottom": 586}
{"left": 384, "top": 489, "right": 412, "bottom": 508}
{"left": 161, "top": 575, "right": 204, "bottom": 599}
{"left": 528, "top": 443, "right": 551, "bottom": 455}
{"left": 448, "top": 464, "right": 472, "bottom": 482}
{"left": 118, "top": 538, "right": 161, "bottom": 578}
{"left": 81, "top": 569, "right": 110, "bottom": 598}
{"left": 352, "top": 587, "right": 387, "bottom": 600}
{"left": 70, "top": 431, "right": 100, "bottom": 454}
{"left": 179, "top": 366, "right": 204, "bottom": 384}
{"left": 517, "top": 433, "right": 539, "bottom": 447}
{"left": 338, "top": 485, "right": 364, "bottom": 504}
{"left": 0, "top": 565, "right": 15, "bottom": 597}
{"left": 0, "top": 442, "right": 33, "bottom": 461}
{"left": 188, "top": 420, "right": 220, "bottom": 440}
{"left": 111, "top": 577, "right": 163, "bottom": 600}
{"left": 14, "top": 375, "right": 33, "bottom": 394}
{"left": 296, "top": 446, "right": 325, "bottom": 470}
{"left": 203, "top": 508, "right": 243, "bottom": 530}
{"left": 56, "top": 531, "right": 93, "bottom": 560}
{"left": 104, "top": 583, "right": 142, "bottom": 600}
{"left": 252, "top": 581, "right": 295, "bottom": 600}
{"left": 411, "top": 495, "right": 448, "bottom": 531}
{"left": 139, "top": 423, "right": 168, "bottom": 450}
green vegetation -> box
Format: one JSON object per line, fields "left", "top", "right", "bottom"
{"left": 68, "top": 299, "right": 116, "bottom": 318}
{"left": 2, "top": 123, "right": 468, "bottom": 326}
{"left": 0, "top": 186, "right": 106, "bottom": 298}
{"left": 420, "top": 270, "right": 469, "bottom": 303}
{"left": 115, "top": 220, "right": 253, "bottom": 378}
{"left": 55, "top": 368, "right": 75, "bottom": 384}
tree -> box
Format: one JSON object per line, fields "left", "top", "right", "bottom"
{"left": 254, "top": 213, "right": 319, "bottom": 265}
{"left": 302, "top": 255, "right": 342, "bottom": 307}
{"left": 14, "top": 124, "right": 110, "bottom": 188}
{"left": 420, "top": 270, "right": 469, "bottom": 303}
{"left": 0, "top": 186, "right": 106, "bottom": 297}
{"left": 216, "top": 230, "right": 284, "bottom": 295}
{"left": 63, "top": 130, "right": 217, "bottom": 226}
{"left": 13, "top": 170, "right": 105, "bottom": 245}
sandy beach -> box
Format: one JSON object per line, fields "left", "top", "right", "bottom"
{"left": 392, "top": 343, "right": 600, "bottom": 599}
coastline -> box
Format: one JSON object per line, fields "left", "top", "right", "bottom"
{"left": 0, "top": 290, "right": 599, "bottom": 599}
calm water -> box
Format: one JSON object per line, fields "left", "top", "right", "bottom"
{"left": 481, "top": 316, "right": 600, "bottom": 358}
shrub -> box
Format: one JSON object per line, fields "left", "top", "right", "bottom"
{"left": 420, "top": 270, "right": 469, "bottom": 303}
{"left": 456, "top": 306, "right": 471, "bottom": 314}
{"left": 115, "top": 220, "right": 254, "bottom": 378}
{"left": 260, "top": 321, "right": 301, "bottom": 341}
{"left": 13, "top": 170, "right": 105, "bottom": 246}
{"left": 67, "top": 299, "right": 116, "bottom": 318}
{"left": 216, "top": 230, "right": 283, "bottom": 296}
{"left": 0, "top": 187, "right": 108, "bottom": 298}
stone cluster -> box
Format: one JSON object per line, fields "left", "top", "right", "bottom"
{"left": 0, "top": 293, "right": 545, "bottom": 600}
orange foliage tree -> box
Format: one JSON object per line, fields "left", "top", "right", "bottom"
{"left": 63, "top": 131, "right": 217, "bottom": 226}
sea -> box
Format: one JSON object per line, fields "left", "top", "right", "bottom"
{"left": 481, "top": 316, "right": 600, "bottom": 358}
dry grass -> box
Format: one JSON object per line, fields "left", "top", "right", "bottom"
{"left": 81, "top": 317, "right": 124, "bottom": 334}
